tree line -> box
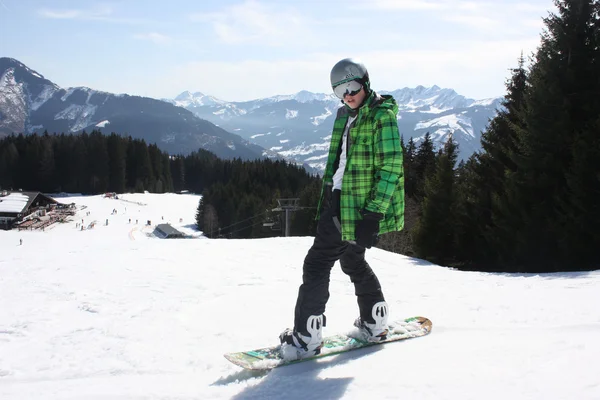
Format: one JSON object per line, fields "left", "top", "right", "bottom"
{"left": 193, "top": 155, "right": 321, "bottom": 239}
{"left": 0, "top": 130, "right": 322, "bottom": 238}
{"left": 0, "top": 131, "right": 174, "bottom": 194}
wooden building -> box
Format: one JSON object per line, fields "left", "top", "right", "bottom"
{"left": 0, "top": 191, "right": 60, "bottom": 230}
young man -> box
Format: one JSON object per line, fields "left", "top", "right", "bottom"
{"left": 279, "top": 58, "right": 405, "bottom": 360}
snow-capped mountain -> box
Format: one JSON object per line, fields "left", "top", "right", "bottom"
{"left": 0, "top": 58, "right": 271, "bottom": 160}
{"left": 1, "top": 57, "right": 503, "bottom": 172}
{"left": 169, "top": 86, "right": 503, "bottom": 172}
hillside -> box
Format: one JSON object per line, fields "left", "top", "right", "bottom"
{"left": 1, "top": 193, "right": 599, "bottom": 399}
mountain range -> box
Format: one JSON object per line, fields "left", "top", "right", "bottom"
{"left": 0, "top": 57, "right": 269, "bottom": 160}
{"left": 0, "top": 57, "right": 503, "bottom": 173}
{"left": 167, "top": 87, "right": 502, "bottom": 171}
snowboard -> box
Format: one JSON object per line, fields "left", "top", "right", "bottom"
{"left": 224, "top": 316, "right": 432, "bottom": 370}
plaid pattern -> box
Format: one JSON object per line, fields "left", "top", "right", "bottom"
{"left": 317, "top": 92, "right": 405, "bottom": 241}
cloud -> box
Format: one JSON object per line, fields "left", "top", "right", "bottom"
{"left": 362, "top": 38, "right": 541, "bottom": 97}
{"left": 189, "top": 0, "right": 313, "bottom": 46}
{"left": 37, "top": 5, "right": 147, "bottom": 24}
{"left": 353, "top": 0, "right": 550, "bottom": 35}
{"left": 355, "top": 0, "right": 449, "bottom": 11}
{"left": 133, "top": 32, "right": 171, "bottom": 45}
{"left": 159, "top": 34, "right": 541, "bottom": 102}
{"left": 167, "top": 57, "right": 330, "bottom": 101}
{"left": 38, "top": 5, "right": 111, "bottom": 19}
{"left": 441, "top": 13, "right": 500, "bottom": 30}
{"left": 38, "top": 9, "right": 87, "bottom": 19}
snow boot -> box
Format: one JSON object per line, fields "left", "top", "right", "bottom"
{"left": 279, "top": 314, "right": 325, "bottom": 360}
{"left": 354, "top": 301, "right": 389, "bottom": 342}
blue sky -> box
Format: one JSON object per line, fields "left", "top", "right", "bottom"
{"left": 1, "top": 0, "right": 554, "bottom": 101}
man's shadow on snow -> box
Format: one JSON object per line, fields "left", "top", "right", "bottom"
{"left": 213, "top": 345, "right": 384, "bottom": 400}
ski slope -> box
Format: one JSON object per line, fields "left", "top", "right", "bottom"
{"left": 1, "top": 193, "right": 599, "bottom": 400}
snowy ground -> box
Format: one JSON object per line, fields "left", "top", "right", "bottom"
{"left": 1, "top": 193, "right": 599, "bottom": 400}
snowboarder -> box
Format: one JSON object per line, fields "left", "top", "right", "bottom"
{"left": 279, "top": 58, "right": 405, "bottom": 360}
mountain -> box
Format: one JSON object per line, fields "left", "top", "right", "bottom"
{"left": 0, "top": 58, "right": 270, "bottom": 160}
{"left": 168, "top": 86, "right": 503, "bottom": 172}
{"left": 0, "top": 57, "right": 503, "bottom": 171}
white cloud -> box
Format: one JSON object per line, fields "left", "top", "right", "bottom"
{"left": 167, "top": 58, "right": 331, "bottom": 101}
{"left": 37, "top": 5, "right": 147, "bottom": 24}
{"left": 441, "top": 14, "right": 501, "bottom": 30}
{"left": 38, "top": 5, "right": 112, "bottom": 20}
{"left": 158, "top": 34, "right": 541, "bottom": 102}
{"left": 353, "top": 0, "right": 550, "bottom": 35}
{"left": 190, "top": 0, "right": 311, "bottom": 46}
{"left": 362, "top": 38, "right": 541, "bottom": 97}
{"left": 360, "top": 0, "right": 448, "bottom": 10}
{"left": 133, "top": 32, "right": 171, "bottom": 45}
{"left": 38, "top": 9, "right": 86, "bottom": 19}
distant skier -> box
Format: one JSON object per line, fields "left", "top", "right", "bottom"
{"left": 19, "top": 238, "right": 22, "bottom": 246}
{"left": 279, "top": 58, "right": 405, "bottom": 360}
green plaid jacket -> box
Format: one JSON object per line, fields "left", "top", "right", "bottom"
{"left": 317, "top": 92, "right": 405, "bottom": 241}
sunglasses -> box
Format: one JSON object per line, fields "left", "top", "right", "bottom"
{"left": 333, "top": 80, "right": 363, "bottom": 99}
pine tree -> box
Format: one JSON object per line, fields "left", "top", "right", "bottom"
{"left": 404, "top": 137, "right": 417, "bottom": 198}
{"left": 107, "top": 133, "right": 127, "bottom": 193}
{"left": 148, "top": 144, "right": 164, "bottom": 192}
{"left": 72, "top": 133, "right": 89, "bottom": 192}
{"left": 171, "top": 156, "right": 186, "bottom": 192}
{"left": 413, "top": 136, "right": 459, "bottom": 263}
{"left": 413, "top": 132, "right": 437, "bottom": 199}
{"left": 454, "top": 56, "right": 529, "bottom": 268}
{"left": 38, "top": 133, "right": 56, "bottom": 192}
{"left": 558, "top": 0, "right": 600, "bottom": 267}
{"left": 501, "top": 0, "right": 600, "bottom": 271}
{"left": 0, "top": 141, "right": 19, "bottom": 189}
{"left": 480, "top": 53, "right": 528, "bottom": 175}
{"left": 86, "top": 131, "right": 109, "bottom": 193}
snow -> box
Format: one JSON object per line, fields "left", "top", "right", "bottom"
{"left": 60, "top": 88, "right": 76, "bottom": 102}
{"left": 54, "top": 104, "right": 98, "bottom": 132}
{"left": 1, "top": 192, "right": 599, "bottom": 400}
{"left": 29, "top": 85, "right": 58, "bottom": 111}
{"left": 304, "top": 153, "right": 328, "bottom": 162}
{"left": 311, "top": 108, "right": 333, "bottom": 126}
{"left": 415, "top": 114, "right": 475, "bottom": 137}
{"left": 285, "top": 109, "right": 299, "bottom": 119}
{"left": 0, "top": 192, "right": 29, "bottom": 213}
{"left": 279, "top": 140, "right": 331, "bottom": 158}
{"left": 0, "top": 68, "right": 25, "bottom": 113}
{"left": 95, "top": 120, "right": 110, "bottom": 128}
{"left": 471, "top": 98, "right": 498, "bottom": 107}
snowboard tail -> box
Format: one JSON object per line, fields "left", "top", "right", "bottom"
{"left": 224, "top": 316, "right": 432, "bottom": 370}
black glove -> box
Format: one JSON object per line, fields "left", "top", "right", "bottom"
{"left": 355, "top": 210, "right": 383, "bottom": 249}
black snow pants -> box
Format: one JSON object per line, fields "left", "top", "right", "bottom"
{"left": 293, "top": 188, "right": 385, "bottom": 336}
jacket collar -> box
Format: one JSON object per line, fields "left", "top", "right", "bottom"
{"left": 342, "top": 90, "right": 380, "bottom": 116}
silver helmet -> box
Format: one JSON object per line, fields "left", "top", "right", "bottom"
{"left": 330, "top": 58, "right": 370, "bottom": 90}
